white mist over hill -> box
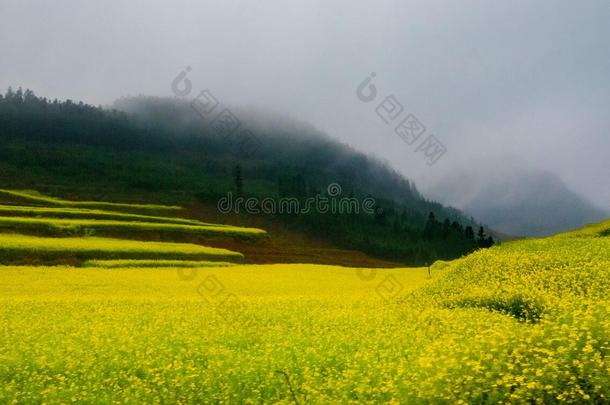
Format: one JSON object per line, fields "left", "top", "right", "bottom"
{"left": 426, "top": 161, "right": 608, "bottom": 237}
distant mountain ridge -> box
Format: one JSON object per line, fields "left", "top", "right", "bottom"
{"left": 428, "top": 166, "right": 608, "bottom": 237}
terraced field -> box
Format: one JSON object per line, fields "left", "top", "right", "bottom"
{"left": 83, "top": 259, "right": 238, "bottom": 268}
{"left": 0, "top": 216, "right": 266, "bottom": 238}
{"left": 0, "top": 190, "right": 264, "bottom": 265}
{"left": 0, "top": 190, "right": 608, "bottom": 403}
{"left": 0, "top": 234, "right": 244, "bottom": 263}
{"left": 0, "top": 204, "right": 218, "bottom": 225}
{"left": 0, "top": 189, "right": 182, "bottom": 212}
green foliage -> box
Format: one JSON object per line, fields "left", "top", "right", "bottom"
{"left": 0, "top": 215, "right": 266, "bottom": 239}
{"left": 233, "top": 165, "right": 243, "bottom": 195}
{"left": 0, "top": 189, "right": 181, "bottom": 213}
{"left": 447, "top": 294, "right": 545, "bottom": 322}
{"left": 0, "top": 204, "right": 214, "bottom": 226}
{"left": 0, "top": 233, "right": 243, "bottom": 263}
{"left": 0, "top": 89, "right": 486, "bottom": 265}
{"left": 82, "top": 259, "right": 237, "bottom": 268}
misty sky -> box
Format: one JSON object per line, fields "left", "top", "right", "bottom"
{"left": 1, "top": 0, "right": 608, "bottom": 208}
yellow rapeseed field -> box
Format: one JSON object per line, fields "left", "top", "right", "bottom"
{"left": 1, "top": 225, "right": 609, "bottom": 403}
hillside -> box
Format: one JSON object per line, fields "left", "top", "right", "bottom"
{"left": 0, "top": 133, "right": 606, "bottom": 402}
{"left": 0, "top": 89, "right": 490, "bottom": 265}
{"left": 3, "top": 2, "right": 608, "bottom": 403}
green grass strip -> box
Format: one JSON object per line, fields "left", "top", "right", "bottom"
{"left": 0, "top": 204, "right": 226, "bottom": 227}
{"left": 0, "top": 234, "right": 243, "bottom": 262}
{"left": 0, "top": 216, "right": 266, "bottom": 238}
{"left": 82, "top": 259, "right": 238, "bottom": 268}
{"left": 0, "top": 189, "right": 182, "bottom": 212}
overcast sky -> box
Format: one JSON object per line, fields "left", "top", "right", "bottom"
{"left": 1, "top": 0, "right": 608, "bottom": 208}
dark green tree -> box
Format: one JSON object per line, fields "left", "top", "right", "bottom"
{"left": 442, "top": 218, "right": 451, "bottom": 239}
{"left": 477, "top": 226, "right": 495, "bottom": 248}
{"left": 464, "top": 226, "right": 475, "bottom": 240}
{"left": 477, "top": 226, "right": 486, "bottom": 241}
{"left": 423, "top": 212, "right": 440, "bottom": 240}
{"left": 234, "top": 165, "right": 243, "bottom": 195}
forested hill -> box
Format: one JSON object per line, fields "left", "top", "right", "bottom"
{"left": 114, "top": 95, "right": 425, "bottom": 204}
{"left": 0, "top": 88, "right": 492, "bottom": 265}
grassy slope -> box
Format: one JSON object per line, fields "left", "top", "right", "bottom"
{"left": 0, "top": 204, "right": 223, "bottom": 226}
{"left": 0, "top": 133, "right": 482, "bottom": 266}
{"left": 0, "top": 216, "right": 266, "bottom": 238}
{"left": 179, "top": 199, "right": 405, "bottom": 267}
{"left": 0, "top": 219, "right": 608, "bottom": 402}
{"left": 0, "top": 188, "right": 400, "bottom": 267}
{"left": 551, "top": 217, "right": 610, "bottom": 238}
{"left": 0, "top": 188, "right": 403, "bottom": 267}
{"left": 83, "top": 259, "right": 238, "bottom": 268}
{"left": 0, "top": 189, "right": 182, "bottom": 212}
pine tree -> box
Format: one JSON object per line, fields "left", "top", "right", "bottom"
{"left": 423, "top": 212, "right": 440, "bottom": 240}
